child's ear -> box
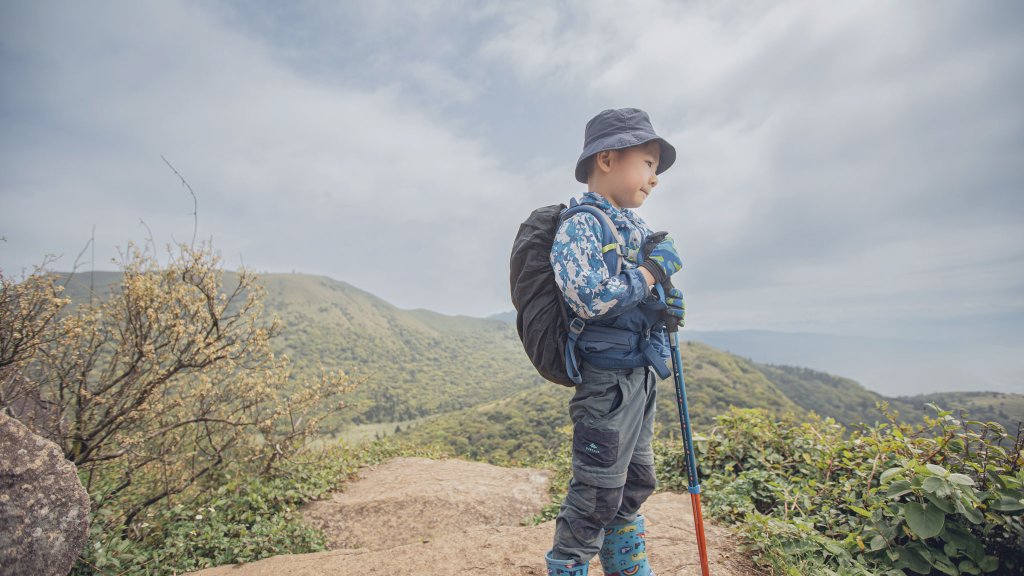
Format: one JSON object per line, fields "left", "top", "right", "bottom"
{"left": 595, "top": 150, "right": 616, "bottom": 174}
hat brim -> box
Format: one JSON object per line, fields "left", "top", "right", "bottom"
{"left": 574, "top": 133, "right": 676, "bottom": 184}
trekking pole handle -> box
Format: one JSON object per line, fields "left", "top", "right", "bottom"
{"left": 662, "top": 278, "right": 680, "bottom": 334}
{"left": 642, "top": 231, "right": 681, "bottom": 334}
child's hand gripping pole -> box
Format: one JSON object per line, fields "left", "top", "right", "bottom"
{"left": 662, "top": 276, "right": 711, "bottom": 576}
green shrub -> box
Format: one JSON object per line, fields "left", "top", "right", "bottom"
{"left": 656, "top": 406, "right": 1024, "bottom": 575}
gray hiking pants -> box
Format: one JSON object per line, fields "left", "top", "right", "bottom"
{"left": 550, "top": 363, "right": 658, "bottom": 563}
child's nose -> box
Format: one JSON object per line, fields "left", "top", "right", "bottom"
{"left": 649, "top": 171, "right": 659, "bottom": 188}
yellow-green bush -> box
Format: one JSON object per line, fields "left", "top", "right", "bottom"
{"left": 2, "top": 243, "right": 356, "bottom": 574}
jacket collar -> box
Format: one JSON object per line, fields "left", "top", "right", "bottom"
{"left": 581, "top": 191, "right": 631, "bottom": 218}
{"left": 579, "top": 191, "right": 647, "bottom": 263}
{"left": 580, "top": 191, "right": 644, "bottom": 230}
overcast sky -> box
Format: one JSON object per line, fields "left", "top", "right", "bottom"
{"left": 2, "top": 2, "right": 1022, "bottom": 370}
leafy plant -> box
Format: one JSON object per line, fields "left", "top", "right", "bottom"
{"left": 1, "top": 244, "right": 364, "bottom": 574}
{"left": 656, "top": 406, "right": 1024, "bottom": 575}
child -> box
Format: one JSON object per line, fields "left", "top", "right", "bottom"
{"left": 546, "top": 108, "right": 684, "bottom": 576}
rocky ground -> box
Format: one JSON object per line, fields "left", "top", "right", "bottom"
{"left": 187, "top": 457, "right": 762, "bottom": 575}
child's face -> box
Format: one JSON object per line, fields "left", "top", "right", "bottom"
{"left": 603, "top": 141, "right": 661, "bottom": 210}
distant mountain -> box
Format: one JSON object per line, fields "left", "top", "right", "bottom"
{"left": 55, "top": 271, "right": 1023, "bottom": 435}
{"left": 686, "top": 329, "right": 1022, "bottom": 396}
{"left": 488, "top": 310, "right": 516, "bottom": 324}
{"left": 755, "top": 363, "right": 1023, "bottom": 432}
{"left": 494, "top": 318, "right": 1022, "bottom": 397}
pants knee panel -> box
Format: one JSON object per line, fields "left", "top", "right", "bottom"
{"left": 619, "top": 463, "right": 657, "bottom": 517}
{"left": 565, "top": 484, "right": 624, "bottom": 544}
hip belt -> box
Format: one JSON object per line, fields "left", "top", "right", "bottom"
{"left": 565, "top": 322, "right": 672, "bottom": 384}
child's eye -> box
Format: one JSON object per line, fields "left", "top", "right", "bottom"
{"left": 645, "top": 161, "right": 654, "bottom": 168}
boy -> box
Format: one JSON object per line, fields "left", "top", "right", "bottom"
{"left": 546, "top": 108, "right": 684, "bottom": 576}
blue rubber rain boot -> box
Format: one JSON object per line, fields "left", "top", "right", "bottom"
{"left": 598, "top": 515, "right": 654, "bottom": 576}
{"left": 546, "top": 551, "right": 588, "bottom": 575}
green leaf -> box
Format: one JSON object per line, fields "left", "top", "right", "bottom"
{"left": 849, "top": 505, "right": 872, "bottom": 518}
{"left": 955, "top": 497, "right": 984, "bottom": 524}
{"left": 822, "top": 539, "right": 849, "bottom": 558}
{"left": 881, "top": 466, "right": 905, "bottom": 484}
{"left": 930, "top": 551, "right": 959, "bottom": 576}
{"left": 926, "top": 463, "right": 949, "bottom": 476}
{"left": 958, "top": 559, "right": 981, "bottom": 575}
{"left": 923, "top": 476, "right": 952, "bottom": 497}
{"left": 909, "top": 540, "right": 935, "bottom": 562}
{"left": 899, "top": 543, "right": 933, "bottom": 574}
{"left": 943, "top": 524, "right": 987, "bottom": 564}
{"left": 870, "top": 534, "right": 888, "bottom": 551}
{"left": 988, "top": 494, "right": 1024, "bottom": 512}
{"left": 978, "top": 556, "right": 998, "bottom": 572}
{"left": 903, "top": 502, "right": 945, "bottom": 539}
{"left": 997, "top": 473, "right": 1023, "bottom": 490}
{"left": 888, "top": 480, "right": 914, "bottom": 499}
{"left": 948, "top": 474, "right": 975, "bottom": 486}
{"left": 925, "top": 491, "right": 956, "bottom": 514}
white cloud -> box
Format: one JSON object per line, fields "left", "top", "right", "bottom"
{"left": 2, "top": 0, "right": 1022, "bottom": 343}
{"left": 477, "top": 0, "right": 1024, "bottom": 334}
{"left": 0, "top": 0, "right": 544, "bottom": 315}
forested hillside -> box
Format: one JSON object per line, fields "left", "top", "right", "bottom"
{"left": 399, "top": 342, "right": 1023, "bottom": 465}
{"left": 60, "top": 272, "right": 542, "bottom": 430}
{"left": 756, "top": 364, "right": 1024, "bottom": 432}
{"left": 394, "top": 340, "right": 808, "bottom": 465}
{"left": 59, "top": 272, "right": 1023, "bottom": 438}
{"left": 257, "top": 274, "right": 541, "bottom": 425}
{"left": 398, "top": 340, "right": 813, "bottom": 464}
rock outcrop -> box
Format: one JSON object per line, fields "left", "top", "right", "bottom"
{"left": 0, "top": 412, "right": 91, "bottom": 576}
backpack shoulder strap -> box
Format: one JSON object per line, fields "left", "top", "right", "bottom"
{"left": 558, "top": 200, "right": 626, "bottom": 385}
{"left": 560, "top": 201, "right": 624, "bottom": 276}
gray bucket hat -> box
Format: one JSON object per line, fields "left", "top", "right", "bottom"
{"left": 575, "top": 108, "right": 677, "bottom": 184}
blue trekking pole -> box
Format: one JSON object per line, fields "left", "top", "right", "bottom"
{"left": 663, "top": 279, "right": 711, "bottom": 576}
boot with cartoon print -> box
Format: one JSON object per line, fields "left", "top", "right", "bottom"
{"left": 598, "top": 515, "right": 654, "bottom": 576}
{"left": 546, "top": 551, "right": 588, "bottom": 575}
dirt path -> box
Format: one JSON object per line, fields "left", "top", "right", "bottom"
{"left": 187, "top": 457, "right": 762, "bottom": 575}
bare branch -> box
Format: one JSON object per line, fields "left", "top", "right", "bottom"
{"left": 161, "top": 155, "right": 198, "bottom": 248}
{"left": 71, "top": 232, "right": 93, "bottom": 275}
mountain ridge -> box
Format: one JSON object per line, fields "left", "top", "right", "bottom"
{"left": 55, "top": 271, "right": 1023, "bottom": 433}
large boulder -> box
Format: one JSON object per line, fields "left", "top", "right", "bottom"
{"left": 0, "top": 412, "right": 90, "bottom": 576}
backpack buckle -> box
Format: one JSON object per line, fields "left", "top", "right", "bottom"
{"left": 569, "top": 317, "right": 586, "bottom": 335}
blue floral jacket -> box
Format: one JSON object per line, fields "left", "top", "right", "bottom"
{"left": 549, "top": 192, "right": 653, "bottom": 320}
